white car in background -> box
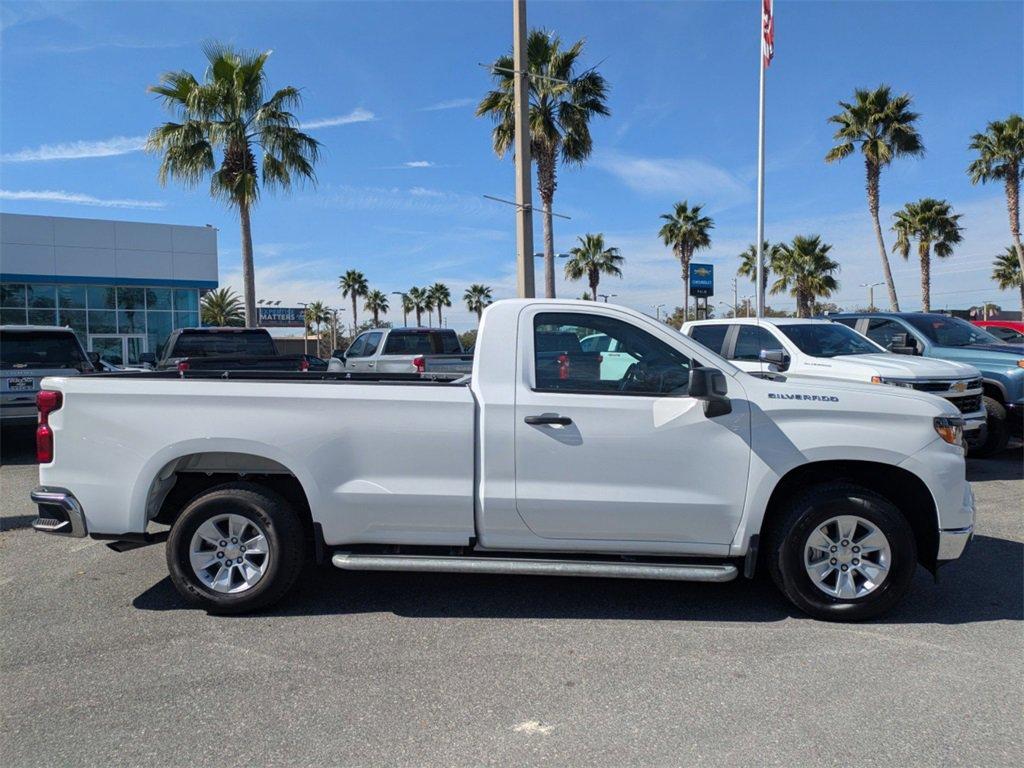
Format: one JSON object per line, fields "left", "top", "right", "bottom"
{"left": 682, "top": 317, "right": 987, "bottom": 447}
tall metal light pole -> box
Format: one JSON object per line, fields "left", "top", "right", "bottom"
{"left": 391, "top": 292, "right": 409, "bottom": 326}
{"left": 598, "top": 293, "right": 617, "bottom": 303}
{"left": 860, "top": 282, "right": 883, "bottom": 311}
{"left": 653, "top": 303, "right": 665, "bottom": 321}
{"left": 512, "top": 0, "right": 535, "bottom": 299}
{"left": 297, "top": 302, "right": 309, "bottom": 355}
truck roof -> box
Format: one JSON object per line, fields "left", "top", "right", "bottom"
{"left": 684, "top": 317, "right": 832, "bottom": 327}
{"left": 0, "top": 325, "right": 80, "bottom": 332}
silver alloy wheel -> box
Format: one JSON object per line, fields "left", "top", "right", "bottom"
{"left": 803, "top": 515, "right": 891, "bottom": 600}
{"left": 188, "top": 513, "right": 270, "bottom": 594}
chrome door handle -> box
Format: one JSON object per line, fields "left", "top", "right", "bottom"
{"left": 524, "top": 415, "right": 573, "bottom": 426}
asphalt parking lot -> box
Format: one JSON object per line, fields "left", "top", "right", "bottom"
{"left": 1, "top": 424, "right": 1021, "bottom": 767}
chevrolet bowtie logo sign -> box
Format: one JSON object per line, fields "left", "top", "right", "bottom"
{"left": 689, "top": 263, "right": 715, "bottom": 298}
{"left": 952, "top": 381, "right": 967, "bottom": 393}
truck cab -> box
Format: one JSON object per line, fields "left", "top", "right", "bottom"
{"left": 830, "top": 312, "right": 1024, "bottom": 455}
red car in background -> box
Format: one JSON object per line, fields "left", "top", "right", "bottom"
{"left": 972, "top": 320, "right": 1024, "bottom": 344}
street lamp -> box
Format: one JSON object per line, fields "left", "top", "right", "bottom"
{"left": 297, "top": 302, "right": 309, "bottom": 355}
{"left": 598, "top": 293, "right": 617, "bottom": 303}
{"left": 860, "top": 282, "right": 884, "bottom": 312}
{"left": 391, "top": 292, "right": 410, "bottom": 326}
{"left": 652, "top": 303, "right": 665, "bottom": 321}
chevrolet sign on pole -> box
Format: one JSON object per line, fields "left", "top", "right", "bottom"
{"left": 257, "top": 307, "right": 306, "bottom": 328}
{"left": 689, "top": 263, "right": 714, "bottom": 297}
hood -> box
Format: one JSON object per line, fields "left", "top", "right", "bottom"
{"left": 831, "top": 353, "right": 980, "bottom": 380}
{"left": 930, "top": 344, "right": 1024, "bottom": 365}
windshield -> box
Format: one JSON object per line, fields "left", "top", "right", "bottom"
{"left": 778, "top": 323, "right": 883, "bottom": 358}
{"left": 0, "top": 330, "right": 87, "bottom": 370}
{"left": 904, "top": 315, "right": 1004, "bottom": 347}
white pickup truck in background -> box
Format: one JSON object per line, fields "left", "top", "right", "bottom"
{"left": 683, "top": 317, "right": 987, "bottom": 450}
{"left": 31, "top": 300, "right": 974, "bottom": 621}
{"left": 328, "top": 326, "right": 473, "bottom": 379}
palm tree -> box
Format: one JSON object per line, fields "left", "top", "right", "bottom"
{"left": 993, "top": 246, "right": 1024, "bottom": 309}
{"left": 478, "top": 29, "right": 610, "bottom": 298}
{"left": 659, "top": 201, "right": 713, "bottom": 320}
{"left": 200, "top": 287, "right": 245, "bottom": 326}
{"left": 968, "top": 114, "right": 1024, "bottom": 277}
{"left": 427, "top": 283, "right": 452, "bottom": 326}
{"left": 364, "top": 290, "right": 389, "bottom": 325}
{"left": 305, "top": 300, "right": 329, "bottom": 351}
{"left": 463, "top": 284, "right": 493, "bottom": 321}
{"left": 407, "top": 286, "right": 432, "bottom": 326}
{"left": 564, "top": 233, "right": 624, "bottom": 301}
{"left": 398, "top": 292, "right": 414, "bottom": 326}
{"left": 770, "top": 235, "right": 840, "bottom": 318}
{"left": 825, "top": 85, "right": 924, "bottom": 311}
{"left": 892, "top": 198, "right": 963, "bottom": 312}
{"left": 339, "top": 270, "right": 368, "bottom": 330}
{"left": 737, "top": 241, "right": 779, "bottom": 295}
{"left": 147, "top": 43, "right": 320, "bottom": 327}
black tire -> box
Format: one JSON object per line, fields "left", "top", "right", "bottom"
{"left": 166, "top": 482, "right": 305, "bottom": 614}
{"left": 969, "top": 396, "right": 1009, "bottom": 458}
{"left": 764, "top": 482, "right": 917, "bottom": 622}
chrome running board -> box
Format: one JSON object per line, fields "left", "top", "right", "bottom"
{"left": 331, "top": 553, "right": 738, "bottom": 582}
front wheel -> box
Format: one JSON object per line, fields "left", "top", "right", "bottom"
{"left": 765, "top": 482, "right": 917, "bottom": 621}
{"left": 166, "top": 482, "right": 306, "bottom": 614}
{"left": 968, "top": 396, "right": 1009, "bottom": 458}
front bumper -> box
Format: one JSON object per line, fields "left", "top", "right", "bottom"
{"left": 961, "top": 408, "right": 987, "bottom": 432}
{"left": 30, "top": 487, "right": 88, "bottom": 538}
{"left": 936, "top": 485, "right": 975, "bottom": 561}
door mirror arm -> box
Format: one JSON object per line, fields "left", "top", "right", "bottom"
{"left": 759, "top": 348, "right": 790, "bottom": 371}
{"left": 687, "top": 368, "right": 732, "bottom": 417}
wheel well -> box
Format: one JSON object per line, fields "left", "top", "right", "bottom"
{"left": 982, "top": 381, "right": 1005, "bottom": 403}
{"left": 761, "top": 461, "right": 939, "bottom": 570}
{"left": 148, "top": 453, "right": 316, "bottom": 556}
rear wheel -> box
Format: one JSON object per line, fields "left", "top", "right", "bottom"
{"left": 166, "top": 482, "right": 305, "bottom": 614}
{"left": 765, "top": 482, "right": 917, "bottom": 621}
{"left": 969, "top": 396, "right": 1009, "bottom": 458}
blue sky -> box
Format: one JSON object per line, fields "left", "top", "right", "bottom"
{"left": 1, "top": 0, "right": 1022, "bottom": 329}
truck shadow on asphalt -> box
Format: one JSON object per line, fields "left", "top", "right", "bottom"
{"left": 133, "top": 532, "right": 1022, "bottom": 625}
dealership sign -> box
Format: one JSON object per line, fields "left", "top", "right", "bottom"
{"left": 258, "top": 306, "right": 306, "bottom": 328}
{"left": 689, "top": 263, "right": 714, "bottom": 297}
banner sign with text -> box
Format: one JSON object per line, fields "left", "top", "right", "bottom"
{"left": 258, "top": 306, "right": 306, "bottom": 328}
{"left": 689, "top": 263, "right": 714, "bottom": 298}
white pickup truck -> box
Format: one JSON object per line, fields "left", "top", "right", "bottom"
{"left": 31, "top": 300, "right": 974, "bottom": 621}
{"left": 682, "top": 318, "right": 987, "bottom": 449}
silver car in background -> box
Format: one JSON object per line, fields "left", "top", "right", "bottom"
{"left": 328, "top": 327, "right": 471, "bottom": 378}
{"left": 1, "top": 325, "right": 94, "bottom": 423}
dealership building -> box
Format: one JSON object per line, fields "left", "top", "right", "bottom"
{"left": 0, "top": 212, "right": 218, "bottom": 365}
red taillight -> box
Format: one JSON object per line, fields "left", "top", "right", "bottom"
{"left": 177, "top": 360, "right": 190, "bottom": 372}
{"left": 557, "top": 353, "right": 570, "bottom": 380}
{"left": 300, "top": 358, "right": 310, "bottom": 371}
{"left": 413, "top": 356, "right": 425, "bottom": 374}
{"left": 36, "top": 390, "right": 62, "bottom": 464}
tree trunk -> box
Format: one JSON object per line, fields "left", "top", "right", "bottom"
{"left": 1006, "top": 173, "right": 1024, "bottom": 277}
{"left": 373, "top": 310, "right": 379, "bottom": 325}
{"left": 537, "top": 149, "right": 558, "bottom": 299}
{"left": 590, "top": 270, "right": 599, "bottom": 302}
{"left": 476, "top": 307, "right": 483, "bottom": 322}
{"left": 437, "top": 306, "right": 443, "bottom": 327}
{"left": 239, "top": 202, "right": 257, "bottom": 328}
{"left": 866, "top": 159, "right": 900, "bottom": 311}
{"left": 402, "top": 308, "right": 408, "bottom": 326}
{"left": 415, "top": 308, "right": 422, "bottom": 326}
{"left": 919, "top": 240, "right": 932, "bottom": 313}
{"left": 680, "top": 247, "right": 691, "bottom": 320}
{"left": 350, "top": 295, "right": 358, "bottom": 333}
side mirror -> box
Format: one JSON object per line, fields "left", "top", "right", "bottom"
{"left": 139, "top": 352, "right": 156, "bottom": 365}
{"left": 687, "top": 368, "right": 732, "bottom": 417}
{"left": 759, "top": 348, "right": 790, "bottom": 370}
{"left": 888, "top": 333, "right": 918, "bottom": 355}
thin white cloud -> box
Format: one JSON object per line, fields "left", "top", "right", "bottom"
{"left": 421, "top": 97, "right": 477, "bottom": 112}
{"left": 301, "top": 108, "right": 376, "bottom": 130}
{"left": 403, "top": 160, "right": 436, "bottom": 168}
{"left": 0, "top": 189, "right": 165, "bottom": 210}
{"left": 593, "top": 151, "right": 748, "bottom": 208}
{"left": 0, "top": 135, "right": 146, "bottom": 163}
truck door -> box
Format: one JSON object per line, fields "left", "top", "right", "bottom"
{"left": 514, "top": 308, "right": 751, "bottom": 548}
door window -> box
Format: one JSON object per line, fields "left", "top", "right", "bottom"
{"left": 363, "top": 332, "right": 383, "bottom": 356}
{"left": 865, "top": 319, "right": 909, "bottom": 349}
{"left": 533, "top": 312, "right": 691, "bottom": 395}
{"left": 689, "top": 324, "right": 730, "bottom": 354}
{"left": 346, "top": 335, "right": 368, "bottom": 358}
{"left": 732, "top": 325, "right": 779, "bottom": 361}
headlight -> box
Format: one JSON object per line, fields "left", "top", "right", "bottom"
{"left": 934, "top": 415, "right": 964, "bottom": 446}
{"left": 871, "top": 376, "right": 915, "bottom": 388}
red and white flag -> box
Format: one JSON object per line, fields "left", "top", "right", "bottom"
{"left": 762, "top": 0, "right": 775, "bottom": 67}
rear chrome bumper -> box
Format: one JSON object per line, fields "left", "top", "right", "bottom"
{"left": 30, "top": 487, "right": 87, "bottom": 538}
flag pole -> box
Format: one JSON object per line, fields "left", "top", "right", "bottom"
{"left": 754, "top": 11, "right": 767, "bottom": 319}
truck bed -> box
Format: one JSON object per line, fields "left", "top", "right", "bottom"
{"left": 92, "top": 369, "right": 469, "bottom": 385}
